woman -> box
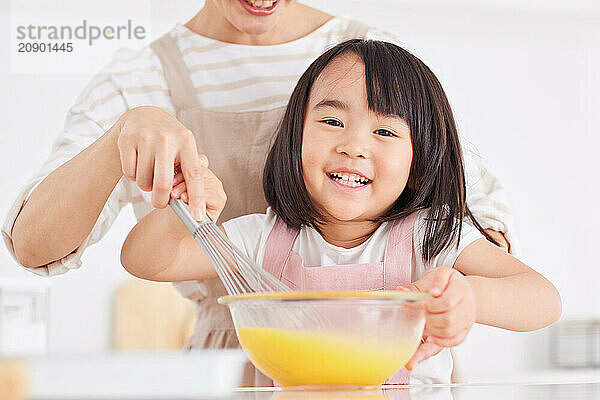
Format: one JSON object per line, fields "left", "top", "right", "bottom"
{"left": 4, "top": 0, "right": 512, "bottom": 385}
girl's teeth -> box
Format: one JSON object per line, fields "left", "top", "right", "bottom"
{"left": 245, "top": 0, "right": 277, "bottom": 8}
{"left": 329, "top": 173, "right": 370, "bottom": 187}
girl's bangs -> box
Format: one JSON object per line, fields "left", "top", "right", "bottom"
{"left": 357, "top": 42, "right": 413, "bottom": 124}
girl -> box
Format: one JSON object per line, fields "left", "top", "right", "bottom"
{"left": 120, "top": 39, "right": 561, "bottom": 385}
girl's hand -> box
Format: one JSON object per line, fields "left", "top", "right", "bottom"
{"left": 405, "top": 336, "right": 443, "bottom": 371}
{"left": 113, "top": 106, "right": 208, "bottom": 220}
{"left": 399, "top": 267, "right": 476, "bottom": 369}
{"left": 170, "top": 161, "right": 227, "bottom": 222}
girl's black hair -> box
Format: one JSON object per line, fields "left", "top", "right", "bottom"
{"left": 263, "top": 39, "right": 498, "bottom": 261}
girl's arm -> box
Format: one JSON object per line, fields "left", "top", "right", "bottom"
{"left": 404, "top": 239, "right": 561, "bottom": 370}
{"left": 410, "top": 239, "right": 561, "bottom": 340}
{"left": 121, "top": 163, "right": 226, "bottom": 282}
{"left": 455, "top": 238, "right": 562, "bottom": 331}
{"left": 120, "top": 207, "right": 219, "bottom": 282}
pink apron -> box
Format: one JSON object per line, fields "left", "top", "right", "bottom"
{"left": 262, "top": 213, "right": 419, "bottom": 385}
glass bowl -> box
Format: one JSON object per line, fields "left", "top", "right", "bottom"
{"left": 218, "top": 290, "right": 430, "bottom": 390}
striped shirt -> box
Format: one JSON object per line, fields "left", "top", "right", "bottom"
{"left": 2, "top": 16, "right": 514, "bottom": 279}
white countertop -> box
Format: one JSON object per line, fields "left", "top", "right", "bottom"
{"left": 11, "top": 351, "right": 600, "bottom": 399}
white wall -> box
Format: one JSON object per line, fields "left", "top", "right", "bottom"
{"left": 1, "top": 0, "right": 598, "bottom": 379}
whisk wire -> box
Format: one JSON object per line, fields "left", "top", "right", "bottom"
{"left": 200, "top": 221, "right": 290, "bottom": 293}
{"left": 169, "top": 198, "right": 326, "bottom": 328}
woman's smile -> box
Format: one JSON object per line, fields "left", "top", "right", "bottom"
{"left": 240, "top": 0, "right": 280, "bottom": 15}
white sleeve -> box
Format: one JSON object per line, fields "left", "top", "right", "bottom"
{"left": 1, "top": 51, "right": 132, "bottom": 277}
{"left": 363, "top": 24, "right": 403, "bottom": 44}
{"left": 413, "top": 211, "right": 485, "bottom": 277}
{"left": 462, "top": 143, "right": 517, "bottom": 252}
{"left": 221, "top": 208, "right": 278, "bottom": 267}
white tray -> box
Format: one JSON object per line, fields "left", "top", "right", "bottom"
{"left": 26, "top": 350, "right": 247, "bottom": 399}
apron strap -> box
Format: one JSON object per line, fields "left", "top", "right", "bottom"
{"left": 383, "top": 212, "right": 418, "bottom": 386}
{"left": 341, "top": 20, "right": 371, "bottom": 40}
{"left": 382, "top": 212, "right": 418, "bottom": 289}
{"left": 150, "top": 33, "right": 201, "bottom": 112}
{"left": 262, "top": 217, "right": 300, "bottom": 280}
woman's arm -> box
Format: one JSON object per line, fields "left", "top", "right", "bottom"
{"left": 11, "top": 106, "right": 208, "bottom": 269}
{"left": 455, "top": 238, "right": 562, "bottom": 331}
{"left": 11, "top": 123, "right": 123, "bottom": 268}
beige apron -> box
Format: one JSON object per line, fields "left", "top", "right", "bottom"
{"left": 150, "top": 20, "right": 370, "bottom": 387}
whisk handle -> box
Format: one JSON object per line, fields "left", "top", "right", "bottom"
{"left": 168, "top": 197, "right": 201, "bottom": 234}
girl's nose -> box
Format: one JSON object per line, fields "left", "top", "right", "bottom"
{"left": 335, "top": 130, "right": 370, "bottom": 159}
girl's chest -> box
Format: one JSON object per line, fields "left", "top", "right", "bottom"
{"left": 272, "top": 221, "right": 417, "bottom": 291}
{"left": 292, "top": 222, "right": 395, "bottom": 268}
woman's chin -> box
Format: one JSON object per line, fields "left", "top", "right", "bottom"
{"left": 242, "top": 23, "right": 277, "bottom": 35}
{"left": 229, "top": 17, "right": 279, "bottom": 36}
{"left": 232, "top": 6, "right": 282, "bottom": 35}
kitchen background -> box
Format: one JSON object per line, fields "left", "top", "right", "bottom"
{"left": 0, "top": 0, "right": 598, "bottom": 382}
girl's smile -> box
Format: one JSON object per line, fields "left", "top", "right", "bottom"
{"left": 327, "top": 169, "right": 372, "bottom": 189}
{"left": 301, "top": 53, "right": 413, "bottom": 230}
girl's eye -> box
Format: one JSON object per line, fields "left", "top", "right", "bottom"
{"left": 320, "top": 119, "right": 343, "bottom": 127}
{"left": 374, "top": 129, "right": 397, "bottom": 137}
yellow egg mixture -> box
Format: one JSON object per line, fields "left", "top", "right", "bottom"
{"left": 238, "top": 327, "right": 421, "bottom": 387}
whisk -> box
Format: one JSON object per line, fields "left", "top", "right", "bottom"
{"left": 168, "top": 197, "right": 291, "bottom": 295}
{"left": 169, "top": 197, "right": 328, "bottom": 331}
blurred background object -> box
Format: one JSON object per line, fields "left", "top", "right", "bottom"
{"left": 0, "top": 280, "right": 49, "bottom": 356}
{"left": 553, "top": 319, "right": 600, "bottom": 368}
{"left": 0, "top": 359, "right": 27, "bottom": 400}
{"left": 113, "top": 278, "right": 195, "bottom": 350}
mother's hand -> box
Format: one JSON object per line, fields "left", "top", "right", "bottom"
{"left": 114, "top": 106, "right": 207, "bottom": 220}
